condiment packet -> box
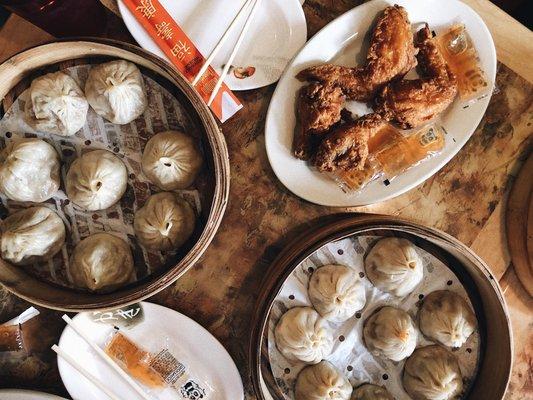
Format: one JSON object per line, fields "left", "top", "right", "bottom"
{"left": 435, "top": 24, "right": 491, "bottom": 103}
{"left": 104, "top": 328, "right": 216, "bottom": 399}
{"left": 121, "top": 0, "right": 243, "bottom": 123}
{"left": 0, "top": 307, "right": 40, "bottom": 353}
{"left": 333, "top": 124, "right": 445, "bottom": 193}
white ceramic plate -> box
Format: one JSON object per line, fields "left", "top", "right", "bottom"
{"left": 118, "top": 0, "right": 307, "bottom": 91}
{"left": 265, "top": 0, "right": 496, "bottom": 207}
{"left": 0, "top": 390, "right": 67, "bottom": 399}
{"left": 58, "top": 302, "right": 244, "bottom": 400}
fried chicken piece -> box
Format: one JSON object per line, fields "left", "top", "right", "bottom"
{"left": 296, "top": 5, "right": 418, "bottom": 101}
{"left": 375, "top": 24, "right": 458, "bottom": 129}
{"left": 314, "top": 113, "right": 387, "bottom": 172}
{"left": 293, "top": 83, "right": 345, "bottom": 160}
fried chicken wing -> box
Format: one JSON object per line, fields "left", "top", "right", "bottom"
{"left": 375, "top": 24, "right": 458, "bottom": 129}
{"left": 297, "top": 5, "right": 418, "bottom": 101}
{"left": 293, "top": 83, "right": 345, "bottom": 160}
{"left": 314, "top": 113, "right": 387, "bottom": 172}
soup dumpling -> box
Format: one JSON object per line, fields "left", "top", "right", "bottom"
{"left": 274, "top": 307, "right": 334, "bottom": 364}
{"left": 1, "top": 207, "right": 65, "bottom": 265}
{"left": 364, "top": 237, "right": 423, "bottom": 297}
{"left": 308, "top": 264, "right": 366, "bottom": 323}
{"left": 0, "top": 138, "right": 60, "bottom": 202}
{"left": 351, "top": 384, "right": 394, "bottom": 400}
{"left": 70, "top": 232, "right": 135, "bottom": 292}
{"left": 363, "top": 306, "right": 417, "bottom": 361}
{"left": 402, "top": 345, "right": 463, "bottom": 400}
{"left": 85, "top": 60, "right": 147, "bottom": 124}
{"left": 134, "top": 192, "right": 195, "bottom": 251}
{"left": 141, "top": 131, "right": 203, "bottom": 190}
{"left": 66, "top": 150, "right": 128, "bottom": 211}
{"left": 25, "top": 71, "right": 88, "bottom": 136}
{"left": 295, "top": 361, "right": 352, "bottom": 400}
{"left": 419, "top": 290, "right": 476, "bottom": 348}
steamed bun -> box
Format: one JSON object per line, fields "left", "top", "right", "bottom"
{"left": 25, "top": 71, "right": 88, "bottom": 136}
{"left": 351, "top": 384, "right": 394, "bottom": 400}
{"left": 364, "top": 237, "right": 423, "bottom": 297}
{"left": 85, "top": 60, "right": 147, "bottom": 124}
{"left": 0, "top": 138, "right": 60, "bottom": 202}
{"left": 1, "top": 207, "right": 65, "bottom": 265}
{"left": 295, "top": 361, "right": 352, "bottom": 400}
{"left": 308, "top": 264, "right": 366, "bottom": 323}
{"left": 363, "top": 306, "right": 417, "bottom": 361}
{"left": 141, "top": 131, "right": 203, "bottom": 190}
{"left": 274, "top": 307, "right": 334, "bottom": 364}
{"left": 402, "top": 345, "right": 463, "bottom": 400}
{"left": 70, "top": 232, "right": 135, "bottom": 292}
{"left": 66, "top": 150, "right": 127, "bottom": 211}
{"left": 419, "top": 290, "right": 476, "bottom": 348}
{"left": 134, "top": 192, "right": 195, "bottom": 251}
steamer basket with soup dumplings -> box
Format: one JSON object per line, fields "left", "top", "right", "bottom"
{"left": 249, "top": 214, "right": 512, "bottom": 400}
{"left": 0, "top": 39, "right": 229, "bottom": 311}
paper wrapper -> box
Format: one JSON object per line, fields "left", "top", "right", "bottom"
{"left": 121, "top": 0, "right": 243, "bottom": 123}
{"left": 267, "top": 235, "right": 480, "bottom": 400}
{"left": 0, "top": 64, "right": 204, "bottom": 290}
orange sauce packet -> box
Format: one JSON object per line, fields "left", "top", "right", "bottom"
{"left": 435, "top": 24, "right": 489, "bottom": 101}
{"left": 105, "top": 332, "right": 166, "bottom": 388}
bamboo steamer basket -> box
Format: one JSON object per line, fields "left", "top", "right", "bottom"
{"left": 249, "top": 214, "right": 512, "bottom": 400}
{"left": 0, "top": 39, "right": 229, "bottom": 311}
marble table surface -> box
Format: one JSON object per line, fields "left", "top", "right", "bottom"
{"left": 0, "top": 0, "right": 531, "bottom": 398}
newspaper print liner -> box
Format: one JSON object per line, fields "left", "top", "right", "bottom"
{"left": 0, "top": 64, "right": 206, "bottom": 290}
{"left": 267, "top": 235, "right": 481, "bottom": 400}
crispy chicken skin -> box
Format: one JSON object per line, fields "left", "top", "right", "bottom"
{"left": 314, "top": 113, "right": 387, "bottom": 172}
{"left": 375, "top": 24, "right": 458, "bottom": 129}
{"left": 296, "top": 5, "right": 418, "bottom": 101}
{"left": 293, "top": 83, "right": 345, "bottom": 160}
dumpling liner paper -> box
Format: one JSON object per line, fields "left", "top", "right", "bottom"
{"left": 267, "top": 235, "right": 480, "bottom": 400}
{"left": 121, "top": 0, "right": 243, "bottom": 123}
{"left": 0, "top": 64, "right": 203, "bottom": 289}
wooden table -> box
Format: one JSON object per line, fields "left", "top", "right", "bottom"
{"left": 0, "top": 0, "right": 531, "bottom": 398}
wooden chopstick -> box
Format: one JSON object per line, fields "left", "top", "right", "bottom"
{"left": 52, "top": 344, "right": 121, "bottom": 400}
{"left": 62, "top": 314, "right": 152, "bottom": 400}
{"left": 192, "top": 0, "right": 255, "bottom": 86}
{"left": 207, "top": 0, "right": 263, "bottom": 106}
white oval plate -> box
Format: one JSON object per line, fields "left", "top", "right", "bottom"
{"left": 58, "top": 302, "right": 244, "bottom": 400}
{"left": 118, "top": 0, "right": 307, "bottom": 91}
{"left": 265, "top": 0, "right": 496, "bottom": 207}
{"left": 0, "top": 390, "right": 67, "bottom": 400}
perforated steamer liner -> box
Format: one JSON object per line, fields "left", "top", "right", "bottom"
{"left": 0, "top": 39, "right": 230, "bottom": 311}
{"left": 249, "top": 214, "right": 512, "bottom": 400}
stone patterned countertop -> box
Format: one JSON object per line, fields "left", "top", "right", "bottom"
{"left": 0, "top": 0, "right": 531, "bottom": 399}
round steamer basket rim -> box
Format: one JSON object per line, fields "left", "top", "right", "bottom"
{"left": 0, "top": 39, "right": 230, "bottom": 312}
{"left": 249, "top": 213, "right": 512, "bottom": 400}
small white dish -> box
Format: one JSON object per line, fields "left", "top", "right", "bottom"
{"left": 57, "top": 302, "right": 244, "bottom": 400}
{"left": 265, "top": 0, "right": 496, "bottom": 207}
{"left": 0, "top": 389, "right": 67, "bottom": 399}
{"left": 118, "top": 0, "right": 307, "bottom": 91}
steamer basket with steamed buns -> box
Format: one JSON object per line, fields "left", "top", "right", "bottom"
{"left": 249, "top": 214, "right": 512, "bottom": 400}
{"left": 0, "top": 39, "right": 229, "bottom": 311}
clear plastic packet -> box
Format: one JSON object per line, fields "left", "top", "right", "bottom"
{"left": 333, "top": 124, "right": 445, "bottom": 193}
{"left": 435, "top": 24, "right": 490, "bottom": 102}
{"left": 104, "top": 328, "right": 215, "bottom": 399}
{"left": 0, "top": 306, "right": 40, "bottom": 354}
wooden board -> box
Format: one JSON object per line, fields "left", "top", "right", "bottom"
{"left": 506, "top": 153, "right": 533, "bottom": 296}
{"left": 0, "top": 1, "right": 531, "bottom": 399}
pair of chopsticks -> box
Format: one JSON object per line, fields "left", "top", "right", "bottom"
{"left": 192, "top": 0, "right": 264, "bottom": 106}
{"left": 52, "top": 315, "right": 152, "bottom": 400}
